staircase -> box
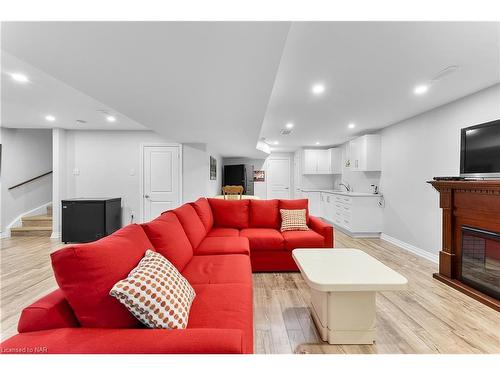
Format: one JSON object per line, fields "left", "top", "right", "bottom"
{"left": 11, "top": 204, "right": 53, "bottom": 237}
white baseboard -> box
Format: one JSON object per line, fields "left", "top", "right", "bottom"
{"left": 50, "top": 232, "right": 61, "bottom": 239}
{"left": 380, "top": 233, "right": 438, "bottom": 264}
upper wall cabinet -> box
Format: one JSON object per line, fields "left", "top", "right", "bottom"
{"left": 302, "top": 148, "right": 342, "bottom": 174}
{"left": 345, "top": 134, "right": 381, "bottom": 172}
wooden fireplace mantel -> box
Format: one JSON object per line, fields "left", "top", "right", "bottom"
{"left": 428, "top": 180, "right": 500, "bottom": 311}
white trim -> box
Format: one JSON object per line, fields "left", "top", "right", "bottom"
{"left": 380, "top": 233, "right": 438, "bottom": 264}
{"left": 4, "top": 202, "right": 52, "bottom": 238}
{"left": 140, "top": 143, "right": 183, "bottom": 223}
{"left": 50, "top": 231, "right": 61, "bottom": 239}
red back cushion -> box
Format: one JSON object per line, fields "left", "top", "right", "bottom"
{"left": 208, "top": 198, "right": 250, "bottom": 229}
{"left": 249, "top": 199, "right": 279, "bottom": 228}
{"left": 172, "top": 204, "right": 207, "bottom": 248}
{"left": 191, "top": 198, "right": 214, "bottom": 231}
{"left": 51, "top": 224, "right": 152, "bottom": 328}
{"left": 279, "top": 199, "right": 310, "bottom": 223}
{"left": 141, "top": 212, "right": 193, "bottom": 271}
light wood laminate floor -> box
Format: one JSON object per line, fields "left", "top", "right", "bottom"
{"left": 1, "top": 232, "right": 499, "bottom": 353}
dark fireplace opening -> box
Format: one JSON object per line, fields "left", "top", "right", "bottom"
{"left": 461, "top": 226, "right": 500, "bottom": 300}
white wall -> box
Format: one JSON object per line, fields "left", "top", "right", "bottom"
{"left": 379, "top": 83, "right": 500, "bottom": 256}
{"left": 0, "top": 128, "right": 53, "bottom": 234}
{"left": 51, "top": 130, "right": 222, "bottom": 234}
{"left": 182, "top": 143, "right": 222, "bottom": 202}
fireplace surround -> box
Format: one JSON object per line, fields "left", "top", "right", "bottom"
{"left": 429, "top": 180, "right": 500, "bottom": 311}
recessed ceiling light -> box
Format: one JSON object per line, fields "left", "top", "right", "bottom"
{"left": 285, "top": 122, "right": 294, "bottom": 129}
{"left": 315, "top": 141, "right": 320, "bottom": 145}
{"left": 273, "top": 141, "right": 279, "bottom": 145}
{"left": 348, "top": 123, "right": 356, "bottom": 129}
{"left": 311, "top": 83, "right": 325, "bottom": 95}
{"left": 45, "top": 115, "right": 56, "bottom": 122}
{"left": 11, "top": 73, "right": 29, "bottom": 83}
{"left": 106, "top": 115, "right": 116, "bottom": 123}
{"left": 414, "top": 84, "right": 429, "bottom": 95}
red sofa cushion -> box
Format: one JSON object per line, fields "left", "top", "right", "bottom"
{"left": 182, "top": 254, "right": 252, "bottom": 285}
{"left": 188, "top": 283, "right": 253, "bottom": 354}
{"left": 195, "top": 237, "right": 250, "bottom": 256}
{"left": 208, "top": 199, "right": 249, "bottom": 229}
{"left": 51, "top": 224, "right": 151, "bottom": 328}
{"left": 282, "top": 230, "right": 325, "bottom": 251}
{"left": 0, "top": 328, "right": 246, "bottom": 354}
{"left": 240, "top": 228, "right": 285, "bottom": 251}
{"left": 206, "top": 228, "right": 240, "bottom": 237}
{"left": 249, "top": 199, "right": 279, "bottom": 228}
{"left": 17, "top": 289, "right": 79, "bottom": 333}
{"left": 279, "top": 199, "right": 310, "bottom": 223}
{"left": 141, "top": 212, "right": 193, "bottom": 271}
{"left": 173, "top": 204, "right": 207, "bottom": 248}
{"left": 191, "top": 198, "right": 214, "bottom": 231}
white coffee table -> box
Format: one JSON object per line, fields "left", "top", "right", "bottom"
{"left": 292, "top": 248, "right": 408, "bottom": 345}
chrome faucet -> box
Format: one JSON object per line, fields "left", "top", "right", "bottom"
{"left": 339, "top": 182, "right": 352, "bottom": 192}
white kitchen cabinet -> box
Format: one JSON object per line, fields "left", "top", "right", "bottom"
{"left": 345, "top": 135, "right": 381, "bottom": 172}
{"left": 301, "top": 190, "right": 321, "bottom": 217}
{"left": 329, "top": 148, "right": 342, "bottom": 174}
{"left": 302, "top": 148, "right": 341, "bottom": 174}
{"left": 320, "top": 192, "right": 382, "bottom": 237}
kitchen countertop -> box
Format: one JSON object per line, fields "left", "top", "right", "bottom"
{"left": 299, "top": 188, "right": 382, "bottom": 197}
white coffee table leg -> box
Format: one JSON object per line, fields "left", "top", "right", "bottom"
{"left": 327, "top": 291, "right": 376, "bottom": 344}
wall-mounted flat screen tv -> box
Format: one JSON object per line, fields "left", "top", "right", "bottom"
{"left": 460, "top": 119, "right": 500, "bottom": 178}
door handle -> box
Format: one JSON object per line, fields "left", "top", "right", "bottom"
{"left": 144, "top": 194, "right": 150, "bottom": 199}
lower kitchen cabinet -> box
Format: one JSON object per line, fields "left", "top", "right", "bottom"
{"left": 320, "top": 192, "right": 382, "bottom": 237}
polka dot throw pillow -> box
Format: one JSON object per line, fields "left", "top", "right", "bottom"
{"left": 110, "top": 249, "right": 196, "bottom": 329}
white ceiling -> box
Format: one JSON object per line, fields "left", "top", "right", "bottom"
{"left": 261, "top": 22, "right": 500, "bottom": 151}
{"left": 1, "top": 22, "right": 290, "bottom": 157}
{"left": 1, "top": 22, "right": 499, "bottom": 156}
{"left": 1, "top": 52, "right": 147, "bottom": 130}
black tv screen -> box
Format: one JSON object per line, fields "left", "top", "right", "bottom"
{"left": 460, "top": 119, "right": 500, "bottom": 177}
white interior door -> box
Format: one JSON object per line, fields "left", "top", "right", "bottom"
{"left": 143, "top": 145, "right": 181, "bottom": 221}
{"left": 267, "top": 157, "right": 291, "bottom": 199}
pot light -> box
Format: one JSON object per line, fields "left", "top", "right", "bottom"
{"left": 414, "top": 84, "right": 429, "bottom": 95}
{"left": 273, "top": 141, "right": 279, "bottom": 145}
{"left": 11, "top": 73, "right": 29, "bottom": 83}
{"left": 106, "top": 115, "right": 116, "bottom": 123}
{"left": 45, "top": 115, "right": 56, "bottom": 122}
{"left": 315, "top": 141, "right": 320, "bottom": 145}
{"left": 311, "top": 83, "right": 325, "bottom": 95}
{"left": 285, "top": 122, "right": 294, "bottom": 129}
{"left": 348, "top": 123, "right": 356, "bottom": 129}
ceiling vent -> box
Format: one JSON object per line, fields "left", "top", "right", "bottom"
{"left": 280, "top": 128, "right": 293, "bottom": 136}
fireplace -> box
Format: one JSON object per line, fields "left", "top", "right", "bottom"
{"left": 429, "top": 180, "right": 500, "bottom": 311}
{"left": 461, "top": 226, "right": 500, "bottom": 300}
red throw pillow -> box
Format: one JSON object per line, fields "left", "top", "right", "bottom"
{"left": 141, "top": 212, "right": 193, "bottom": 271}
{"left": 207, "top": 198, "right": 250, "bottom": 229}
{"left": 191, "top": 198, "right": 214, "bottom": 231}
{"left": 51, "top": 224, "right": 153, "bottom": 328}
{"left": 279, "top": 199, "right": 310, "bottom": 223}
{"left": 249, "top": 199, "right": 279, "bottom": 228}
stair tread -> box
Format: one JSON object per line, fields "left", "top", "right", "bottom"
{"left": 11, "top": 226, "right": 52, "bottom": 231}
{"left": 22, "top": 215, "right": 53, "bottom": 221}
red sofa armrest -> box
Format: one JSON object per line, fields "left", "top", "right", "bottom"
{"left": 0, "top": 328, "right": 246, "bottom": 354}
{"left": 18, "top": 289, "right": 79, "bottom": 333}
{"left": 309, "top": 215, "right": 334, "bottom": 248}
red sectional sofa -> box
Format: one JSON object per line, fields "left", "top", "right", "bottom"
{"left": 1, "top": 198, "right": 333, "bottom": 354}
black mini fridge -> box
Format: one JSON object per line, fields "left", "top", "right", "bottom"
{"left": 62, "top": 198, "right": 122, "bottom": 243}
